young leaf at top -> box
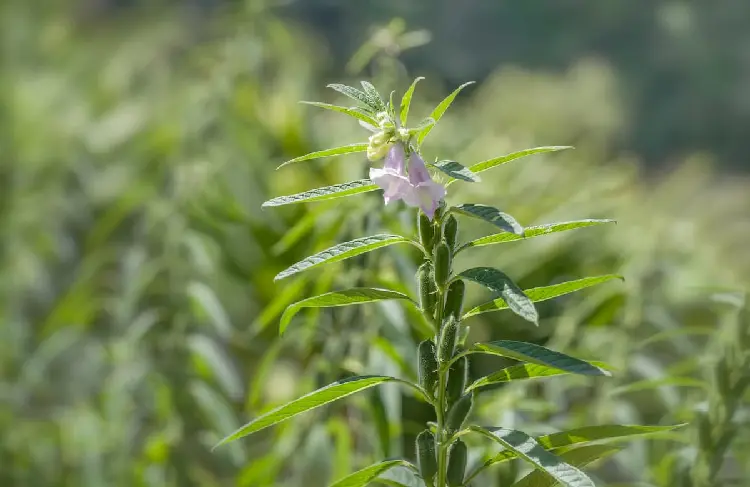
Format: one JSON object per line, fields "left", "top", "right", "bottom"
{"left": 510, "top": 445, "right": 622, "bottom": 487}
{"left": 300, "top": 101, "right": 379, "bottom": 126}
{"left": 360, "top": 81, "right": 387, "bottom": 112}
{"left": 262, "top": 180, "right": 379, "bottom": 207}
{"left": 328, "top": 83, "right": 381, "bottom": 112}
{"left": 459, "top": 219, "right": 615, "bottom": 252}
{"left": 400, "top": 76, "right": 424, "bottom": 126}
{"left": 214, "top": 376, "right": 399, "bottom": 447}
{"left": 466, "top": 361, "right": 613, "bottom": 392}
{"left": 470, "top": 340, "right": 610, "bottom": 376}
{"left": 329, "top": 460, "right": 417, "bottom": 487}
{"left": 277, "top": 143, "right": 369, "bottom": 169}
{"left": 275, "top": 234, "right": 412, "bottom": 281}
{"left": 459, "top": 267, "right": 538, "bottom": 324}
{"left": 417, "top": 81, "right": 475, "bottom": 145}
{"left": 432, "top": 160, "right": 481, "bottom": 182}
{"left": 463, "top": 275, "right": 623, "bottom": 319}
{"left": 469, "top": 426, "right": 595, "bottom": 487}
{"left": 279, "top": 288, "right": 415, "bottom": 334}
{"left": 452, "top": 204, "right": 523, "bottom": 235}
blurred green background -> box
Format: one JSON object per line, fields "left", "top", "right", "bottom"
{"left": 2, "top": 1, "right": 749, "bottom": 486}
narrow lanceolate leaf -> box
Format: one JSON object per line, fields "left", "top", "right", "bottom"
{"left": 466, "top": 361, "right": 613, "bottom": 392}
{"left": 214, "top": 376, "right": 397, "bottom": 447}
{"left": 463, "top": 275, "right": 623, "bottom": 319}
{"left": 330, "top": 460, "right": 415, "bottom": 487}
{"left": 300, "top": 101, "right": 379, "bottom": 126}
{"left": 459, "top": 220, "right": 615, "bottom": 252}
{"left": 471, "top": 340, "right": 610, "bottom": 376}
{"left": 279, "top": 288, "right": 414, "bottom": 334}
{"left": 469, "top": 426, "right": 595, "bottom": 487}
{"left": 482, "top": 424, "right": 684, "bottom": 468}
{"left": 453, "top": 204, "right": 523, "bottom": 235}
{"left": 263, "top": 180, "right": 379, "bottom": 207}
{"left": 459, "top": 268, "right": 537, "bottom": 324}
{"left": 360, "top": 81, "right": 386, "bottom": 112}
{"left": 433, "top": 160, "right": 481, "bottom": 182}
{"left": 400, "top": 76, "right": 425, "bottom": 126}
{"left": 328, "top": 83, "right": 381, "bottom": 112}
{"left": 278, "top": 144, "right": 369, "bottom": 169}
{"left": 461, "top": 146, "right": 573, "bottom": 180}
{"left": 510, "top": 445, "right": 622, "bottom": 487}
{"left": 409, "top": 117, "right": 435, "bottom": 135}
{"left": 417, "top": 81, "right": 475, "bottom": 144}
{"left": 275, "top": 234, "right": 411, "bottom": 281}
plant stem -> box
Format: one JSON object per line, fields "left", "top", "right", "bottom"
{"left": 433, "top": 254, "right": 448, "bottom": 487}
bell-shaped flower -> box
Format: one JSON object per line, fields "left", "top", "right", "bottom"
{"left": 402, "top": 151, "right": 446, "bottom": 220}
{"left": 369, "top": 143, "right": 412, "bottom": 205}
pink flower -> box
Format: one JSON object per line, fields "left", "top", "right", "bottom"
{"left": 369, "top": 144, "right": 446, "bottom": 220}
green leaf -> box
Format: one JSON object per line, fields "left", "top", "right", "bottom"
{"left": 448, "top": 146, "right": 572, "bottom": 185}
{"left": 277, "top": 143, "right": 369, "bottom": 169}
{"left": 300, "top": 101, "right": 379, "bottom": 126}
{"left": 452, "top": 204, "right": 523, "bottom": 235}
{"left": 330, "top": 460, "right": 415, "bottom": 487}
{"left": 409, "top": 117, "right": 435, "bottom": 135}
{"left": 470, "top": 340, "right": 610, "bottom": 376}
{"left": 459, "top": 267, "right": 538, "bottom": 324}
{"left": 328, "top": 83, "right": 381, "bottom": 111}
{"left": 459, "top": 220, "right": 615, "bottom": 252}
{"left": 469, "top": 426, "right": 595, "bottom": 487}
{"left": 400, "top": 76, "right": 424, "bottom": 126}
{"left": 275, "top": 234, "right": 412, "bottom": 281}
{"left": 360, "top": 81, "right": 386, "bottom": 112}
{"left": 432, "top": 161, "right": 481, "bottom": 182}
{"left": 279, "top": 288, "right": 415, "bottom": 334}
{"left": 463, "top": 275, "right": 623, "bottom": 319}
{"left": 263, "top": 180, "right": 379, "bottom": 207}
{"left": 466, "top": 361, "right": 613, "bottom": 392}
{"left": 417, "top": 81, "right": 475, "bottom": 145}
{"left": 511, "top": 445, "right": 622, "bottom": 487}
{"left": 214, "top": 376, "right": 397, "bottom": 447}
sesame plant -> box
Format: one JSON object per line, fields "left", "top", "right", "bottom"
{"left": 214, "top": 80, "right": 680, "bottom": 486}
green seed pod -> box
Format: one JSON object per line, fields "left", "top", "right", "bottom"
{"left": 418, "top": 262, "right": 438, "bottom": 319}
{"left": 419, "top": 212, "right": 436, "bottom": 255}
{"left": 438, "top": 316, "right": 459, "bottom": 364}
{"left": 418, "top": 340, "right": 439, "bottom": 397}
{"left": 446, "top": 355, "right": 468, "bottom": 407}
{"left": 446, "top": 439, "right": 468, "bottom": 487}
{"left": 434, "top": 242, "right": 451, "bottom": 289}
{"left": 443, "top": 279, "right": 466, "bottom": 321}
{"left": 445, "top": 392, "right": 474, "bottom": 435}
{"left": 444, "top": 215, "right": 459, "bottom": 250}
{"left": 416, "top": 430, "right": 438, "bottom": 485}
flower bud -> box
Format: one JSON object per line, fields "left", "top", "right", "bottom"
{"left": 444, "top": 215, "right": 459, "bottom": 250}
{"left": 443, "top": 279, "right": 465, "bottom": 321}
{"left": 416, "top": 430, "right": 438, "bottom": 485}
{"left": 418, "top": 262, "right": 438, "bottom": 320}
{"left": 446, "top": 355, "right": 468, "bottom": 408}
{"left": 445, "top": 392, "right": 474, "bottom": 435}
{"left": 367, "top": 131, "right": 392, "bottom": 161}
{"left": 433, "top": 242, "right": 451, "bottom": 289}
{"left": 418, "top": 339, "right": 439, "bottom": 397}
{"left": 438, "top": 316, "right": 459, "bottom": 364}
{"left": 446, "top": 439, "right": 467, "bottom": 487}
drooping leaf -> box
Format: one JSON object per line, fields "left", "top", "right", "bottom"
{"left": 360, "top": 81, "right": 387, "bottom": 112}
{"left": 400, "top": 76, "right": 424, "bottom": 126}
{"left": 459, "top": 220, "right": 615, "bottom": 252}
{"left": 452, "top": 204, "right": 523, "bottom": 235}
{"left": 275, "top": 234, "right": 412, "bottom": 281}
{"left": 328, "top": 83, "right": 381, "bottom": 111}
{"left": 263, "top": 180, "right": 379, "bottom": 207}
{"left": 330, "top": 460, "right": 416, "bottom": 487}
{"left": 463, "top": 275, "right": 623, "bottom": 319}
{"left": 432, "top": 160, "right": 481, "bottom": 182}
{"left": 457, "top": 146, "right": 573, "bottom": 181}
{"left": 300, "top": 101, "right": 379, "bottom": 126}
{"left": 277, "top": 143, "right": 369, "bottom": 169}
{"left": 417, "top": 81, "right": 475, "bottom": 144}
{"left": 279, "top": 288, "right": 415, "bottom": 334}
{"left": 466, "top": 361, "right": 613, "bottom": 392}
{"left": 510, "top": 445, "right": 622, "bottom": 487}
{"left": 470, "top": 340, "right": 610, "bottom": 376}
{"left": 459, "top": 268, "right": 537, "bottom": 324}
{"left": 214, "top": 376, "right": 398, "bottom": 447}
{"left": 469, "top": 426, "right": 595, "bottom": 487}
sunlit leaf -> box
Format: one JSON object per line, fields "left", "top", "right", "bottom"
{"left": 279, "top": 288, "right": 415, "bottom": 334}
{"left": 417, "top": 81, "right": 475, "bottom": 144}
{"left": 511, "top": 445, "right": 622, "bottom": 487}
{"left": 453, "top": 204, "right": 523, "bottom": 235}
{"left": 463, "top": 275, "right": 623, "bottom": 319}
{"left": 459, "top": 268, "right": 538, "bottom": 324}
{"left": 275, "top": 234, "right": 412, "bottom": 281}
{"left": 328, "top": 83, "right": 381, "bottom": 111}
{"left": 470, "top": 341, "right": 610, "bottom": 376}
{"left": 360, "top": 81, "right": 386, "bottom": 112}
{"left": 400, "top": 77, "right": 424, "bottom": 126}
{"left": 330, "top": 460, "right": 416, "bottom": 487}
{"left": 466, "top": 361, "right": 613, "bottom": 392}
{"left": 433, "top": 161, "right": 481, "bottom": 182}
{"left": 459, "top": 220, "right": 615, "bottom": 252}
{"left": 263, "top": 180, "right": 379, "bottom": 207}
{"left": 469, "top": 426, "right": 595, "bottom": 487}
{"left": 408, "top": 117, "right": 435, "bottom": 135}
{"left": 277, "top": 143, "right": 369, "bottom": 169}
{"left": 300, "top": 101, "right": 379, "bottom": 125}
{"left": 460, "top": 146, "right": 573, "bottom": 180}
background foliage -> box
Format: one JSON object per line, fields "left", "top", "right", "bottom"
{"left": 1, "top": 1, "right": 749, "bottom": 486}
